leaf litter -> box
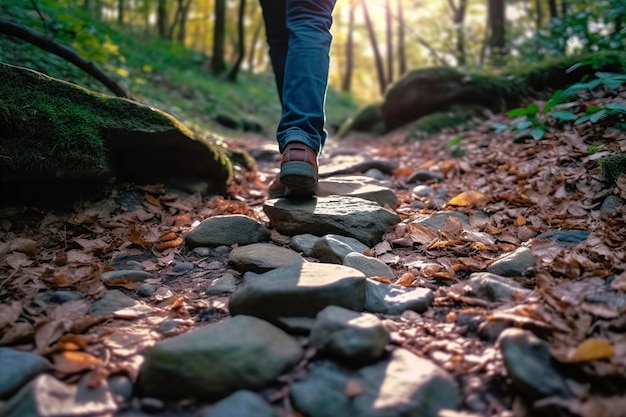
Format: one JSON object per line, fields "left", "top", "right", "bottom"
{"left": 0, "top": 88, "right": 625, "bottom": 416}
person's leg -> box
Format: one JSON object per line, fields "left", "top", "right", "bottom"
{"left": 279, "top": 0, "right": 336, "bottom": 156}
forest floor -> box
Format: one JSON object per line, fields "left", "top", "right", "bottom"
{"left": 1, "top": 86, "right": 625, "bottom": 417}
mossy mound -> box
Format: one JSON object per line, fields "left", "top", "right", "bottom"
{"left": 337, "top": 102, "right": 384, "bottom": 138}
{"left": 407, "top": 105, "right": 488, "bottom": 140}
{"left": 600, "top": 154, "right": 626, "bottom": 182}
{"left": 0, "top": 63, "right": 232, "bottom": 198}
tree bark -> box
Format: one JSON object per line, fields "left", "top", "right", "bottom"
{"left": 0, "top": 18, "right": 130, "bottom": 98}
{"left": 212, "top": 0, "right": 227, "bottom": 75}
{"left": 448, "top": 0, "right": 467, "bottom": 66}
{"left": 361, "top": 0, "right": 386, "bottom": 95}
{"left": 117, "top": 0, "right": 124, "bottom": 25}
{"left": 227, "top": 0, "right": 247, "bottom": 82}
{"left": 548, "top": 0, "right": 558, "bottom": 19}
{"left": 247, "top": 11, "right": 263, "bottom": 72}
{"left": 397, "top": 0, "right": 406, "bottom": 76}
{"left": 157, "top": 0, "right": 168, "bottom": 38}
{"left": 385, "top": 0, "right": 394, "bottom": 84}
{"left": 487, "top": 0, "right": 506, "bottom": 66}
{"left": 177, "top": 0, "right": 193, "bottom": 43}
{"left": 533, "top": 0, "right": 543, "bottom": 31}
{"left": 341, "top": 0, "right": 355, "bottom": 92}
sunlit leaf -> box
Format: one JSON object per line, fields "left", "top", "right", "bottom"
{"left": 551, "top": 111, "right": 577, "bottom": 121}
{"left": 447, "top": 190, "right": 489, "bottom": 207}
{"left": 53, "top": 351, "right": 103, "bottom": 374}
{"left": 569, "top": 338, "right": 614, "bottom": 362}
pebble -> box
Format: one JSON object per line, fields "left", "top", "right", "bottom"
{"left": 364, "top": 279, "right": 434, "bottom": 315}
{"left": 203, "top": 390, "right": 278, "bottom": 417}
{"left": 228, "top": 243, "right": 304, "bottom": 273}
{"left": 487, "top": 247, "right": 536, "bottom": 277}
{"left": 342, "top": 252, "right": 394, "bottom": 279}
{"left": 311, "top": 234, "right": 369, "bottom": 264}
{"left": 184, "top": 214, "right": 270, "bottom": 248}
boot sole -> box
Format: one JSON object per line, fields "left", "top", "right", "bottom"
{"left": 280, "top": 161, "right": 317, "bottom": 197}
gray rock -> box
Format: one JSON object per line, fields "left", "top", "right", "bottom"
{"left": 229, "top": 263, "right": 367, "bottom": 319}
{"left": 498, "top": 328, "right": 573, "bottom": 402}
{"left": 411, "top": 211, "right": 470, "bottom": 231}
{"left": 101, "top": 270, "right": 152, "bottom": 284}
{"left": 137, "top": 284, "right": 157, "bottom": 298}
{"left": 0, "top": 349, "right": 50, "bottom": 399}
{"left": 206, "top": 273, "right": 240, "bottom": 295}
{"left": 170, "top": 261, "right": 195, "bottom": 275}
{"left": 487, "top": 247, "right": 536, "bottom": 277}
{"left": 364, "top": 168, "right": 388, "bottom": 181}
{"left": 311, "top": 235, "right": 369, "bottom": 264}
{"left": 204, "top": 390, "right": 278, "bottom": 417}
{"left": 137, "top": 315, "right": 303, "bottom": 401}
{"left": 228, "top": 243, "right": 304, "bottom": 273}
{"left": 463, "top": 273, "right": 531, "bottom": 303}
{"left": 319, "top": 159, "right": 398, "bottom": 178}
{"left": 412, "top": 185, "right": 435, "bottom": 197}
{"left": 364, "top": 280, "right": 434, "bottom": 315}
{"left": 536, "top": 229, "right": 591, "bottom": 246}
{"left": 316, "top": 176, "right": 397, "bottom": 207}
{"left": 290, "top": 348, "right": 461, "bottom": 417}
{"left": 289, "top": 234, "right": 320, "bottom": 256}
{"left": 272, "top": 317, "right": 317, "bottom": 335}
{"left": 407, "top": 170, "right": 444, "bottom": 183}
{"left": 343, "top": 252, "right": 394, "bottom": 279}
{"left": 310, "top": 306, "right": 389, "bottom": 365}
{"left": 600, "top": 195, "right": 623, "bottom": 214}
{"left": 263, "top": 196, "right": 401, "bottom": 247}
{"left": 0, "top": 374, "right": 116, "bottom": 417}
{"left": 185, "top": 215, "right": 270, "bottom": 248}
{"left": 108, "top": 375, "right": 133, "bottom": 404}
{"left": 89, "top": 290, "right": 138, "bottom": 316}
{"left": 35, "top": 290, "right": 83, "bottom": 304}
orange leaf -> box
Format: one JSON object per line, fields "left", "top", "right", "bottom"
{"left": 145, "top": 194, "right": 162, "bottom": 208}
{"left": 159, "top": 232, "right": 178, "bottom": 242}
{"left": 157, "top": 237, "right": 183, "bottom": 250}
{"left": 370, "top": 277, "right": 392, "bottom": 284}
{"left": 53, "top": 351, "right": 103, "bottom": 374}
{"left": 447, "top": 191, "right": 489, "bottom": 207}
{"left": 516, "top": 216, "right": 527, "bottom": 226}
{"left": 392, "top": 167, "right": 415, "bottom": 177}
{"left": 569, "top": 338, "right": 614, "bottom": 362}
{"left": 396, "top": 272, "right": 415, "bottom": 286}
{"left": 169, "top": 296, "right": 185, "bottom": 310}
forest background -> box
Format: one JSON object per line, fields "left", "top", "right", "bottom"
{"left": 0, "top": 0, "right": 625, "bottom": 137}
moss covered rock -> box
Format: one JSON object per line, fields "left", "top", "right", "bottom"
{"left": 0, "top": 63, "right": 232, "bottom": 196}
{"left": 337, "top": 102, "right": 384, "bottom": 137}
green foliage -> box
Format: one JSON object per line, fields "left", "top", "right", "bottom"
{"left": 599, "top": 154, "right": 626, "bottom": 182}
{"left": 494, "top": 71, "right": 626, "bottom": 140}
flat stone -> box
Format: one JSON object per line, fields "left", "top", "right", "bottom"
{"left": 316, "top": 176, "right": 398, "bottom": 207}
{"left": 228, "top": 243, "right": 303, "bottom": 273}
{"left": 272, "top": 317, "right": 317, "bottom": 336}
{"left": 461, "top": 272, "right": 531, "bottom": 303}
{"left": 0, "top": 348, "right": 50, "bottom": 399}
{"left": 311, "top": 234, "right": 369, "bottom": 264}
{"left": 228, "top": 263, "right": 367, "bottom": 319}
{"left": 412, "top": 185, "right": 435, "bottom": 197}
{"left": 364, "top": 280, "right": 434, "bottom": 315}
{"left": 289, "top": 234, "right": 320, "bottom": 256}
{"left": 600, "top": 195, "right": 623, "bottom": 214}
{"left": 35, "top": 290, "right": 84, "bottom": 304}
{"left": 137, "top": 315, "right": 303, "bottom": 401}
{"left": 263, "top": 196, "right": 401, "bottom": 247}
{"left": 205, "top": 273, "right": 240, "bottom": 295}
{"left": 184, "top": 215, "right": 270, "bottom": 248}
{"left": 536, "top": 229, "right": 591, "bottom": 246}
{"left": 0, "top": 374, "right": 117, "bottom": 417}
{"left": 101, "top": 270, "right": 152, "bottom": 283}
{"left": 137, "top": 283, "right": 157, "bottom": 298}
{"left": 89, "top": 289, "right": 138, "bottom": 317}
{"left": 498, "top": 328, "right": 573, "bottom": 402}
{"left": 204, "top": 390, "right": 278, "bottom": 417}
{"left": 487, "top": 247, "right": 536, "bottom": 277}
{"left": 343, "top": 252, "right": 394, "bottom": 279}
{"left": 309, "top": 306, "right": 389, "bottom": 365}
{"left": 411, "top": 211, "right": 469, "bottom": 231}
{"left": 290, "top": 348, "right": 461, "bottom": 417}
{"left": 407, "top": 170, "right": 444, "bottom": 183}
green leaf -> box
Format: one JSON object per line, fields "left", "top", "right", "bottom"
{"left": 585, "top": 106, "right": 602, "bottom": 114}
{"left": 507, "top": 107, "right": 531, "bottom": 117}
{"left": 574, "top": 114, "right": 592, "bottom": 125}
{"left": 543, "top": 89, "right": 563, "bottom": 113}
{"left": 551, "top": 111, "right": 577, "bottom": 121}
{"left": 531, "top": 126, "right": 546, "bottom": 140}
{"left": 491, "top": 122, "right": 509, "bottom": 133}
{"left": 590, "top": 109, "right": 607, "bottom": 123}
{"left": 526, "top": 103, "right": 539, "bottom": 114}
{"left": 516, "top": 119, "right": 534, "bottom": 131}
{"left": 605, "top": 103, "right": 626, "bottom": 113}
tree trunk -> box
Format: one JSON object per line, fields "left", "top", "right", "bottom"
{"left": 448, "top": 0, "right": 467, "bottom": 66}
{"left": 341, "top": 0, "right": 355, "bottom": 92}
{"left": 117, "top": 0, "right": 124, "bottom": 25}
{"left": 487, "top": 0, "right": 506, "bottom": 66}
{"left": 533, "top": 0, "right": 543, "bottom": 31}
{"left": 385, "top": 0, "right": 394, "bottom": 84}
{"left": 0, "top": 18, "right": 129, "bottom": 98}
{"left": 157, "top": 0, "right": 168, "bottom": 38}
{"left": 247, "top": 11, "right": 263, "bottom": 72}
{"left": 227, "top": 0, "right": 246, "bottom": 82}
{"left": 548, "top": 0, "right": 558, "bottom": 19}
{"left": 397, "top": 0, "right": 406, "bottom": 76}
{"left": 361, "top": 0, "right": 386, "bottom": 95}
{"left": 212, "top": 0, "right": 227, "bottom": 75}
{"left": 177, "top": 0, "right": 193, "bottom": 43}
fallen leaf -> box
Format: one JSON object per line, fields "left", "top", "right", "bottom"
{"left": 156, "top": 237, "right": 183, "bottom": 250}
{"left": 447, "top": 190, "right": 489, "bottom": 207}
{"left": 145, "top": 194, "right": 162, "bottom": 208}
{"left": 0, "top": 301, "right": 22, "bottom": 331}
{"left": 611, "top": 271, "right": 626, "bottom": 291}
{"left": 396, "top": 272, "right": 415, "bottom": 286}
{"left": 9, "top": 238, "right": 41, "bottom": 256}
{"left": 6, "top": 252, "right": 31, "bottom": 269}
{"left": 568, "top": 338, "right": 614, "bottom": 362}
{"left": 516, "top": 215, "right": 526, "bottom": 226}
{"left": 159, "top": 232, "right": 178, "bottom": 242}
{"left": 53, "top": 351, "right": 103, "bottom": 374}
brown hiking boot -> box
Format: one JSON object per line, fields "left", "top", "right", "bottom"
{"left": 267, "top": 142, "right": 318, "bottom": 198}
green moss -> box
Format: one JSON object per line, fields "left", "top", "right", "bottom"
{"left": 408, "top": 105, "right": 487, "bottom": 140}
{"left": 337, "top": 102, "right": 384, "bottom": 137}
{"left": 599, "top": 154, "right": 626, "bottom": 182}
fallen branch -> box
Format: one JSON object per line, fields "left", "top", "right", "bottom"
{"left": 0, "top": 18, "right": 131, "bottom": 99}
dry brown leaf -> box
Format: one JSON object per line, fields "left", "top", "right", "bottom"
{"left": 0, "top": 322, "right": 34, "bottom": 346}
{"left": 447, "top": 191, "right": 489, "bottom": 207}
{"left": 6, "top": 252, "right": 31, "bottom": 269}
{"left": 516, "top": 215, "right": 526, "bottom": 226}
{"left": 9, "top": 238, "right": 41, "bottom": 256}
{"left": 568, "top": 338, "right": 614, "bottom": 362}
{"left": 159, "top": 232, "right": 178, "bottom": 242}
{"left": 370, "top": 276, "right": 392, "bottom": 284}
{"left": 145, "top": 194, "right": 162, "bottom": 208}
{"left": 0, "top": 301, "right": 22, "bottom": 331}
{"left": 396, "top": 272, "right": 415, "bottom": 286}
{"left": 53, "top": 351, "right": 104, "bottom": 374}
{"left": 156, "top": 237, "right": 183, "bottom": 251}
{"left": 35, "top": 319, "right": 68, "bottom": 350}
{"left": 610, "top": 271, "right": 626, "bottom": 291}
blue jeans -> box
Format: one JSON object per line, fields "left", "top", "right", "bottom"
{"left": 259, "top": 0, "right": 336, "bottom": 156}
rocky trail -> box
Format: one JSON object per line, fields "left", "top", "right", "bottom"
{"left": 0, "top": 96, "right": 625, "bottom": 417}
